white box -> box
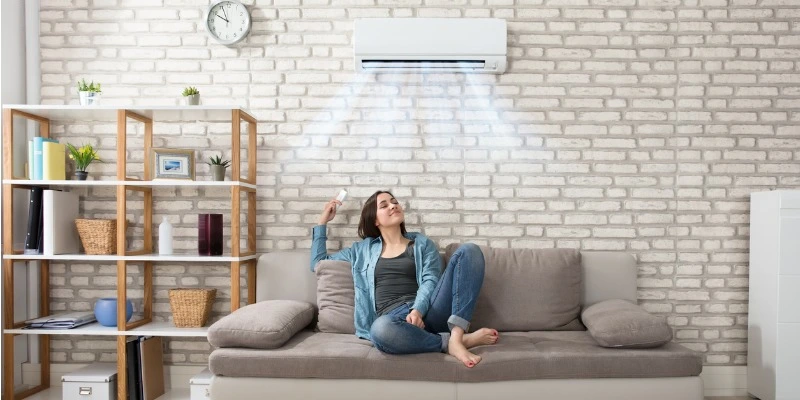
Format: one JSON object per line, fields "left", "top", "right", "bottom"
{"left": 62, "top": 363, "right": 117, "bottom": 400}
{"left": 190, "top": 368, "right": 213, "bottom": 400}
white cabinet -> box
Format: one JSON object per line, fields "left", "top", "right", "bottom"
{"left": 748, "top": 190, "right": 800, "bottom": 400}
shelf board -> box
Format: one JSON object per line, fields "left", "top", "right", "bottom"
{"left": 5, "top": 321, "right": 209, "bottom": 337}
{"left": 2, "top": 104, "right": 253, "bottom": 122}
{"left": 2, "top": 252, "right": 258, "bottom": 262}
{"left": 18, "top": 387, "right": 190, "bottom": 400}
{"left": 1, "top": 179, "right": 257, "bottom": 189}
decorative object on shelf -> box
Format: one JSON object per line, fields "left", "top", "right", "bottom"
{"left": 182, "top": 86, "right": 200, "bottom": 105}
{"left": 152, "top": 148, "right": 196, "bottom": 181}
{"left": 75, "top": 218, "right": 117, "bottom": 255}
{"left": 94, "top": 297, "right": 134, "bottom": 327}
{"left": 158, "top": 216, "right": 173, "bottom": 255}
{"left": 207, "top": 155, "right": 231, "bottom": 181}
{"left": 77, "top": 79, "right": 102, "bottom": 106}
{"left": 204, "top": 0, "right": 252, "bottom": 46}
{"left": 198, "top": 213, "right": 223, "bottom": 256}
{"left": 66, "top": 143, "right": 101, "bottom": 180}
{"left": 168, "top": 288, "right": 217, "bottom": 327}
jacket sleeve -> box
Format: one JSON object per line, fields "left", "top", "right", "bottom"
{"left": 412, "top": 237, "right": 442, "bottom": 316}
{"left": 310, "top": 225, "right": 354, "bottom": 272}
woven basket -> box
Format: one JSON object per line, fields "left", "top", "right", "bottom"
{"left": 75, "top": 219, "right": 117, "bottom": 255}
{"left": 169, "top": 288, "right": 216, "bottom": 328}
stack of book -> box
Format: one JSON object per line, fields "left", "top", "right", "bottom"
{"left": 126, "top": 336, "right": 166, "bottom": 400}
{"left": 28, "top": 137, "right": 66, "bottom": 180}
{"left": 24, "top": 311, "right": 96, "bottom": 329}
{"left": 24, "top": 188, "right": 80, "bottom": 255}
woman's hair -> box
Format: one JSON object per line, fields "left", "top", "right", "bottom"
{"left": 358, "top": 190, "right": 407, "bottom": 239}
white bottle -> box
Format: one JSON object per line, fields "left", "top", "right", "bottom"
{"left": 159, "top": 216, "right": 173, "bottom": 255}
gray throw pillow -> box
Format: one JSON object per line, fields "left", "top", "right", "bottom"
{"left": 445, "top": 244, "right": 583, "bottom": 332}
{"left": 208, "top": 300, "right": 315, "bottom": 349}
{"left": 314, "top": 260, "right": 356, "bottom": 334}
{"left": 581, "top": 299, "right": 673, "bottom": 349}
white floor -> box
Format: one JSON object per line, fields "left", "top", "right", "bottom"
{"left": 21, "top": 388, "right": 189, "bottom": 400}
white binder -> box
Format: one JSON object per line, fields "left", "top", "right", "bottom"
{"left": 43, "top": 190, "right": 80, "bottom": 255}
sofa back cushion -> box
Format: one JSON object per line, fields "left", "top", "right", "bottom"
{"left": 446, "top": 244, "right": 584, "bottom": 331}
{"left": 314, "top": 260, "right": 356, "bottom": 334}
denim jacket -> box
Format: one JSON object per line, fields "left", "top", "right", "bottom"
{"left": 310, "top": 225, "right": 442, "bottom": 340}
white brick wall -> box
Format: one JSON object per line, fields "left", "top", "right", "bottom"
{"left": 38, "top": 0, "right": 800, "bottom": 367}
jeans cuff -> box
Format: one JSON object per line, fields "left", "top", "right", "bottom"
{"left": 447, "top": 315, "right": 470, "bottom": 333}
{"left": 439, "top": 332, "right": 450, "bottom": 353}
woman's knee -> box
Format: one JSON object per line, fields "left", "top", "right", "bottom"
{"left": 370, "top": 316, "right": 398, "bottom": 352}
{"left": 455, "top": 243, "right": 484, "bottom": 271}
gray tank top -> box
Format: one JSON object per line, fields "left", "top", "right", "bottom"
{"left": 374, "top": 241, "right": 418, "bottom": 316}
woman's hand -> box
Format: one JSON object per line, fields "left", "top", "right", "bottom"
{"left": 406, "top": 309, "right": 425, "bottom": 329}
{"left": 318, "top": 198, "right": 343, "bottom": 225}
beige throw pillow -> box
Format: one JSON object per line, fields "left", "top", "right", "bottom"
{"left": 314, "top": 260, "right": 356, "bottom": 334}
{"left": 581, "top": 299, "right": 673, "bottom": 348}
{"left": 208, "top": 300, "right": 315, "bottom": 349}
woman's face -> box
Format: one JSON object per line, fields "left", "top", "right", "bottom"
{"left": 374, "top": 192, "right": 404, "bottom": 229}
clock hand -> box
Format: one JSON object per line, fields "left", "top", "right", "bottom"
{"left": 221, "top": 6, "right": 228, "bottom": 20}
{"left": 216, "top": 13, "right": 229, "bottom": 22}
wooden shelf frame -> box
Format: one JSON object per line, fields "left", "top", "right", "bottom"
{"left": 1, "top": 107, "right": 258, "bottom": 400}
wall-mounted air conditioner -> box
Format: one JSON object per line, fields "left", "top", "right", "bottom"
{"left": 354, "top": 18, "right": 507, "bottom": 74}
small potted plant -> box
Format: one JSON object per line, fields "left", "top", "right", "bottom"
{"left": 66, "top": 143, "right": 102, "bottom": 180}
{"left": 207, "top": 155, "right": 230, "bottom": 181}
{"left": 77, "top": 79, "right": 101, "bottom": 106}
{"left": 182, "top": 86, "right": 200, "bottom": 106}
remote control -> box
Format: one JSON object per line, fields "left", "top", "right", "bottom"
{"left": 335, "top": 190, "right": 347, "bottom": 209}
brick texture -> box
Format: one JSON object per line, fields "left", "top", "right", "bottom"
{"left": 38, "top": 0, "right": 800, "bottom": 367}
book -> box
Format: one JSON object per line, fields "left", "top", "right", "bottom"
{"left": 28, "top": 140, "right": 33, "bottom": 179}
{"left": 139, "top": 336, "right": 165, "bottom": 400}
{"left": 42, "top": 141, "right": 66, "bottom": 180}
{"left": 43, "top": 190, "right": 80, "bottom": 255}
{"left": 24, "top": 187, "right": 44, "bottom": 254}
{"left": 24, "top": 311, "right": 96, "bottom": 329}
{"left": 32, "top": 137, "right": 58, "bottom": 180}
{"left": 126, "top": 337, "right": 142, "bottom": 400}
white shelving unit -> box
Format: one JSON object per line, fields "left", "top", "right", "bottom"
{"left": 2, "top": 105, "right": 258, "bottom": 400}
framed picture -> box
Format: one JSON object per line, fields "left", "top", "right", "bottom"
{"left": 152, "top": 148, "right": 195, "bottom": 180}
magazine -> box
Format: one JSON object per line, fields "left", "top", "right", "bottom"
{"left": 25, "top": 311, "right": 96, "bottom": 329}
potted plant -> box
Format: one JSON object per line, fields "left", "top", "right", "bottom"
{"left": 66, "top": 143, "right": 101, "bottom": 180}
{"left": 207, "top": 155, "right": 230, "bottom": 181}
{"left": 182, "top": 86, "right": 200, "bottom": 106}
{"left": 77, "top": 79, "right": 101, "bottom": 106}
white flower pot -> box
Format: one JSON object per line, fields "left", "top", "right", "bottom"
{"left": 79, "top": 91, "right": 101, "bottom": 106}
{"left": 183, "top": 94, "right": 200, "bottom": 106}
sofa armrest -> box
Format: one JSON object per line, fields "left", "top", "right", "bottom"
{"left": 208, "top": 300, "right": 315, "bottom": 349}
{"left": 581, "top": 299, "right": 673, "bottom": 349}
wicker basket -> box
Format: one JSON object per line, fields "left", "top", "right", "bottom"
{"left": 75, "top": 219, "right": 117, "bottom": 255}
{"left": 169, "top": 288, "right": 216, "bottom": 328}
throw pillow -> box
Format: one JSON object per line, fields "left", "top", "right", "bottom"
{"left": 581, "top": 299, "right": 673, "bottom": 348}
{"left": 314, "top": 260, "right": 356, "bottom": 334}
{"left": 207, "top": 300, "right": 314, "bottom": 349}
{"left": 445, "top": 244, "right": 583, "bottom": 332}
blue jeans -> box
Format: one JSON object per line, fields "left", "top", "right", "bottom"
{"left": 369, "top": 243, "right": 485, "bottom": 354}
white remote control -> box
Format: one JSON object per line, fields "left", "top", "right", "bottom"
{"left": 335, "top": 190, "right": 348, "bottom": 209}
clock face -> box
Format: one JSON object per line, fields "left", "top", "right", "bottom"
{"left": 206, "top": 0, "right": 251, "bottom": 45}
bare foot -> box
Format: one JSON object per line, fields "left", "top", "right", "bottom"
{"left": 463, "top": 328, "right": 499, "bottom": 349}
{"left": 448, "top": 335, "right": 482, "bottom": 368}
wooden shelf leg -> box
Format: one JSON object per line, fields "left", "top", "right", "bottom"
{"left": 231, "top": 261, "right": 241, "bottom": 311}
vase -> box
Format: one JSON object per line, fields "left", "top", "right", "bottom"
{"left": 183, "top": 94, "right": 200, "bottom": 106}
{"left": 210, "top": 165, "right": 226, "bottom": 181}
{"left": 79, "top": 91, "right": 101, "bottom": 106}
{"left": 74, "top": 171, "right": 88, "bottom": 180}
{"left": 159, "top": 216, "right": 173, "bottom": 255}
{"left": 94, "top": 298, "right": 134, "bottom": 327}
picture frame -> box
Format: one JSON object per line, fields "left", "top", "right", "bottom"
{"left": 152, "top": 148, "right": 195, "bottom": 180}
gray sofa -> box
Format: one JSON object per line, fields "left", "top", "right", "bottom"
{"left": 208, "top": 249, "right": 703, "bottom": 400}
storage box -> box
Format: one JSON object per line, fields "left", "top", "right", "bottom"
{"left": 62, "top": 363, "right": 117, "bottom": 400}
{"left": 190, "top": 368, "right": 213, "bottom": 400}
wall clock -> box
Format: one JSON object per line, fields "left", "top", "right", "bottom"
{"left": 205, "top": 0, "right": 251, "bottom": 46}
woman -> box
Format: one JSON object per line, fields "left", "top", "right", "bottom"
{"left": 310, "top": 190, "right": 498, "bottom": 368}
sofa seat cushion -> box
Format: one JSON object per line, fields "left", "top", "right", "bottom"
{"left": 209, "top": 331, "right": 702, "bottom": 382}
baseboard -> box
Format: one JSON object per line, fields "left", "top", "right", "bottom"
{"left": 22, "top": 363, "right": 206, "bottom": 389}
{"left": 25, "top": 363, "right": 748, "bottom": 396}
{"left": 700, "top": 366, "right": 748, "bottom": 397}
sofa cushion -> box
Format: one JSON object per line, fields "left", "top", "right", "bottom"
{"left": 209, "top": 330, "right": 702, "bottom": 382}
{"left": 445, "top": 244, "right": 583, "bottom": 331}
{"left": 314, "top": 260, "right": 356, "bottom": 334}
{"left": 208, "top": 300, "right": 315, "bottom": 349}
{"left": 581, "top": 299, "right": 673, "bottom": 349}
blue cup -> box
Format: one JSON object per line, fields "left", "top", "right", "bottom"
{"left": 94, "top": 298, "right": 134, "bottom": 327}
